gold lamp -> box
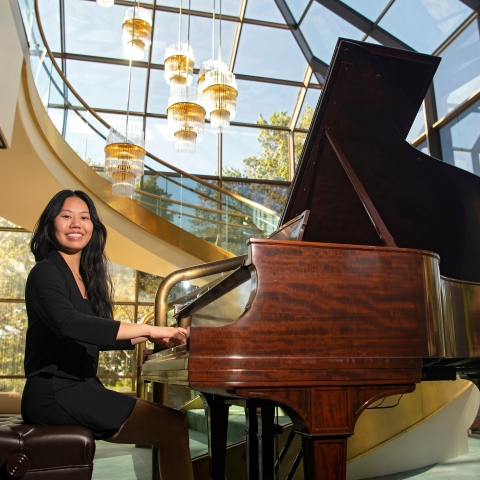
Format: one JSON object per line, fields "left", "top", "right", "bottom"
{"left": 167, "top": 86, "right": 206, "bottom": 155}
{"left": 104, "top": 124, "right": 145, "bottom": 197}
{"left": 164, "top": 42, "right": 194, "bottom": 88}
{"left": 198, "top": 0, "right": 238, "bottom": 132}
{"left": 201, "top": 61, "right": 237, "bottom": 132}
{"left": 122, "top": 7, "right": 152, "bottom": 61}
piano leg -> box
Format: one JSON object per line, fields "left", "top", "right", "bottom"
{"left": 201, "top": 393, "right": 230, "bottom": 480}
{"left": 301, "top": 435, "right": 347, "bottom": 480}
{"left": 245, "top": 404, "right": 259, "bottom": 480}
{"left": 256, "top": 405, "right": 276, "bottom": 480}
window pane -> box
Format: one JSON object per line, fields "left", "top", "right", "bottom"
{"left": 234, "top": 80, "right": 299, "bottom": 124}
{"left": 439, "top": 101, "right": 480, "bottom": 175}
{"left": 0, "top": 232, "right": 35, "bottom": 299}
{"left": 300, "top": 2, "right": 364, "bottom": 64}
{"left": 295, "top": 131, "right": 307, "bottom": 167}
{"left": 340, "top": 0, "right": 390, "bottom": 22}
{"left": 64, "top": 0, "right": 145, "bottom": 61}
{"left": 38, "top": 0, "right": 61, "bottom": 52}
{"left": 296, "top": 88, "right": 321, "bottom": 129}
{"left": 147, "top": 69, "right": 172, "bottom": 115}
{"left": 145, "top": 117, "right": 219, "bottom": 175}
{"left": 379, "top": 0, "right": 472, "bottom": 53}
{"left": 223, "top": 181, "right": 288, "bottom": 216}
{"left": 406, "top": 104, "right": 425, "bottom": 143}
{"left": 111, "top": 264, "right": 136, "bottom": 302}
{"left": 285, "top": 0, "right": 309, "bottom": 23}
{"left": 234, "top": 24, "right": 307, "bottom": 81}
{"left": 223, "top": 125, "right": 289, "bottom": 181}
{"left": 0, "top": 303, "right": 27, "bottom": 378}
{"left": 66, "top": 60, "right": 147, "bottom": 112}
{"left": 138, "top": 271, "right": 162, "bottom": 303}
{"left": 434, "top": 20, "right": 480, "bottom": 118}
{"left": 0, "top": 218, "right": 21, "bottom": 228}
{"left": 155, "top": 0, "right": 242, "bottom": 17}
{"left": 151, "top": 11, "right": 237, "bottom": 68}
{"left": 245, "top": 0, "right": 285, "bottom": 23}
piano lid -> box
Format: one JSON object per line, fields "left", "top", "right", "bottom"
{"left": 279, "top": 39, "right": 480, "bottom": 283}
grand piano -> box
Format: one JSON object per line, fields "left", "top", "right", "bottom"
{"left": 142, "top": 39, "right": 480, "bottom": 480}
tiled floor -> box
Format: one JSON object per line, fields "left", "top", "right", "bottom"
{"left": 92, "top": 434, "right": 480, "bottom": 480}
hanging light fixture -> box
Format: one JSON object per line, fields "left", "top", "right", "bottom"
{"left": 104, "top": 124, "right": 145, "bottom": 196}
{"left": 166, "top": 0, "right": 205, "bottom": 155}
{"left": 164, "top": 1, "right": 194, "bottom": 89}
{"left": 104, "top": 12, "right": 147, "bottom": 197}
{"left": 199, "top": 0, "right": 238, "bottom": 133}
{"left": 167, "top": 86, "right": 206, "bottom": 155}
{"left": 96, "top": 0, "right": 114, "bottom": 7}
{"left": 122, "top": 6, "right": 152, "bottom": 61}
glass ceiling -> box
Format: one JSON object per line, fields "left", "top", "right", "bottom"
{"left": 37, "top": 0, "right": 477, "bottom": 181}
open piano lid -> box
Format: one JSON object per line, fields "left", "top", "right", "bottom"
{"left": 278, "top": 39, "right": 480, "bottom": 283}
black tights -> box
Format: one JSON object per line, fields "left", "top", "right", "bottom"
{"left": 106, "top": 399, "right": 194, "bottom": 480}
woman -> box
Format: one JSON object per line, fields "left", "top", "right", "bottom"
{"left": 21, "top": 190, "right": 194, "bottom": 480}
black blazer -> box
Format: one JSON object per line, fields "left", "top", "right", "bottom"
{"left": 24, "top": 251, "right": 133, "bottom": 380}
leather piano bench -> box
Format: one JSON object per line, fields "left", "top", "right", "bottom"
{"left": 0, "top": 424, "right": 95, "bottom": 479}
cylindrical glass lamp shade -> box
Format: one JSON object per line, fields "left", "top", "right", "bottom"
{"left": 104, "top": 124, "right": 146, "bottom": 197}
{"left": 167, "top": 86, "right": 206, "bottom": 155}
{"left": 122, "top": 7, "right": 152, "bottom": 60}
{"left": 164, "top": 43, "right": 194, "bottom": 88}
{"left": 202, "top": 65, "right": 238, "bottom": 133}
{"left": 97, "top": 0, "right": 114, "bottom": 7}
{"left": 198, "top": 59, "right": 223, "bottom": 91}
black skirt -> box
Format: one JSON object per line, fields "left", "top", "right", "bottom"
{"left": 21, "top": 374, "right": 136, "bottom": 440}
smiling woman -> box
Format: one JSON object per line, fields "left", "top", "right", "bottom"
{"left": 22, "top": 190, "right": 194, "bottom": 480}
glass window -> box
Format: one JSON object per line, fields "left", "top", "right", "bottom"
{"left": 223, "top": 181, "right": 288, "bottom": 216}
{"left": 439, "top": 101, "right": 480, "bottom": 175}
{"left": 147, "top": 69, "right": 172, "bottom": 115}
{"left": 65, "top": 60, "right": 147, "bottom": 112}
{"left": 300, "top": 2, "right": 364, "bottom": 64}
{"left": 295, "top": 131, "right": 307, "bottom": 167}
{"left": 285, "top": 0, "right": 310, "bottom": 23}
{"left": 145, "top": 117, "right": 219, "bottom": 175}
{"left": 0, "top": 232, "right": 34, "bottom": 300}
{"left": 38, "top": 0, "right": 61, "bottom": 52}
{"left": 222, "top": 125, "right": 289, "bottom": 181}
{"left": 296, "top": 88, "right": 321, "bottom": 129}
{"left": 151, "top": 11, "right": 237, "bottom": 68}
{"left": 434, "top": 20, "right": 480, "bottom": 118}
{"left": 234, "top": 80, "right": 299, "bottom": 124}
{"left": 234, "top": 24, "right": 307, "bottom": 81}
{"left": 245, "top": 0, "right": 285, "bottom": 23}
{"left": 64, "top": 0, "right": 137, "bottom": 61}
{"left": 406, "top": 104, "right": 426, "bottom": 143}
{"left": 416, "top": 140, "right": 429, "bottom": 155}
{"left": 155, "top": 0, "right": 242, "bottom": 17}
{"left": 379, "top": 0, "right": 472, "bottom": 53}
{"left": 0, "top": 303, "right": 27, "bottom": 378}
{"left": 111, "top": 264, "right": 136, "bottom": 302}
{"left": 138, "top": 271, "right": 162, "bottom": 303}
{"left": 340, "top": 0, "right": 390, "bottom": 22}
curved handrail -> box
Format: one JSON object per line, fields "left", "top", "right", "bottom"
{"left": 31, "top": 0, "right": 279, "bottom": 219}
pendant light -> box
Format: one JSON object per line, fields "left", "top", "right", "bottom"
{"left": 122, "top": 6, "right": 153, "bottom": 61}
{"left": 167, "top": 86, "right": 206, "bottom": 155}
{"left": 166, "top": 0, "right": 205, "bottom": 155}
{"left": 164, "top": 0, "right": 194, "bottom": 89}
{"left": 104, "top": 16, "right": 146, "bottom": 197}
{"left": 198, "top": 0, "right": 238, "bottom": 133}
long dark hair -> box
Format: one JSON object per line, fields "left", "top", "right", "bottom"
{"left": 30, "top": 190, "right": 114, "bottom": 319}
